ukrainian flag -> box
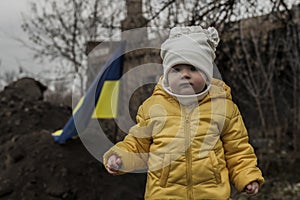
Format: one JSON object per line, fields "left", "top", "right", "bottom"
{"left": 52, "top": 42, "right": 125, "bottom": 144}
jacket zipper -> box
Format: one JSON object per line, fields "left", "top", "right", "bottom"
{"left": 184, "top": 107, "right": 193, "bottom": 200}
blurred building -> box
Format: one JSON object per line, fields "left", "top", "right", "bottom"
{"left": 221, "top": 4, "right": 300, "bottom": 42}
{"left": 86, "top": 0, "right": 162, "bottom": 122}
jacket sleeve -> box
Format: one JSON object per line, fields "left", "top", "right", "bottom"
{"left": 103, "top": 105, "right": 152, "bottom": 174}
{"left": 221, "top": 103, "right": 264, "bottom": 192}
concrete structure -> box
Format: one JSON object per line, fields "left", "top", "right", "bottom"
{"left": 86, "top": 0, "right": 162, "bottom": 121}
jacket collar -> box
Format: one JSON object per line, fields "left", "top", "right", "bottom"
{"left": 153, "top": 76, "right": 231, "bottom": 105}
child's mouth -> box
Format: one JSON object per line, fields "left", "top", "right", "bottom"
{"left": 179, "top": 82, "right": 193, "bottom": 88}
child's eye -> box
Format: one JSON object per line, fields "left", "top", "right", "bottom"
{"left": 190, "top": 66, "right": 197, "bottom": 71}
{"left": 173, "top": 67, "right": 181, "bottom": 72}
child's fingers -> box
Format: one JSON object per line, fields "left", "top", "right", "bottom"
{"left": 107, "top": 165, "right": 118, "bottom": 174}
{"left": 107, "top": 167, "right": 118, "bottom": 175}
{"left": 116, "top": 158, "right": 122, "bottom": 166}
{"left": 245, "top": 182, "right": 259, "bottom": 195}
{"left": 108, "top": 159, "right": 119, "bottom": 169}
{"left": 106, "top": 155, "right": 121, "bottom": 174}
{"left": 246, "top": 184, "right": 252, "bottom": 191}
{"left": 245, "top": 184, "right": 252, "bottom": 193}
{"left": 254, "top": 187, "right": 258, "bottom": 194}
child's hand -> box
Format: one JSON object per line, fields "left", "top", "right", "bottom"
{"left": 245, "top": 181, "right": 259, "bottom": 196}
{"left": 106, "top": 154, "right": 122, "bottom": 175}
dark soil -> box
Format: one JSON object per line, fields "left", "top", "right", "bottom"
{"left": 0, "top": 78, "right": 146, "bottom": 200}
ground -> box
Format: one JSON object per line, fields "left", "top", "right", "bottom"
{"left": 0, "top": 78, "right": 146, "bottom": 200}
{"left": 0, "top": 77, "right": 299, "bottom": 200}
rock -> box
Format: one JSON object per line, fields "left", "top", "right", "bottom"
{"left": 0, "top": 78, "right": 71, "bottom": 138}
{"left": 11, "top": 77, "right": 47, "bottom": 101}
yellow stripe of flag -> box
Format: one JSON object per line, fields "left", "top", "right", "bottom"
{"left": 92, "top": 80, "right": 120, "bottom": 118}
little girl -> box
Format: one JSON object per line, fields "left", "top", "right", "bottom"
{"left": 104, "top": 26, "right": 264, "bottom": 199}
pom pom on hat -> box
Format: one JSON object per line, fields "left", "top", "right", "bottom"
{"left": 161, "top": 26, "right": 220, "bottom": 83}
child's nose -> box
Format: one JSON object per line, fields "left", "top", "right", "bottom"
{"left": 180, "top": 69, "right": 191, "bottom": 78}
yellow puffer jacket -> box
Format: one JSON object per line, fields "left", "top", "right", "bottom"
{"left": 103, "top": 78, "right": 264, "bottom": 200}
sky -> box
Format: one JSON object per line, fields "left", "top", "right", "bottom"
{"left": 0, "top": 0, "right": 42, "bottom": 76}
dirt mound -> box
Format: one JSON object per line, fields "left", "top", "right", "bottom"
{"left": 0, "top": 77, "right": 146, "bottom": 200}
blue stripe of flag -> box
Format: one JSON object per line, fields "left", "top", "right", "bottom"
{"left": 53, "top": 42, "right": 125, "bottom": 144}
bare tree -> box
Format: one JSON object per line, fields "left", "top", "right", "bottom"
{"left": 145, "top": 0, "right": 266, "bottom": 29}
{"left": 227, "top": 21, "right": 281, "bottom": 139}
{"left": 144, "top": 0, "right": 299, "bottom": 35}
{"left": 0, "top": 60, "right": 18, "bottom": 86}
{"left": 1, "top": 70, "right": 18, "bottom": 85}
{"left": 219, "top": 2, "right": 300, "bottom": 153}
{"left": 282, "top": 7, "right": 300, "bottom": 152}
{"left": 44, "top": 79, "right": 74, "bottom": 106}
{"left": 21, "top": 0, "right": 124, "bottom": 94}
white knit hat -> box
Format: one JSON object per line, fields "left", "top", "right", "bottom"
{"left": 161, "top": 26, "right": 220, "bottom": 84}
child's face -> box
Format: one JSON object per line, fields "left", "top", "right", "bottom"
{"left": 167, "top": 64, "right": 206, "bottom": 95}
